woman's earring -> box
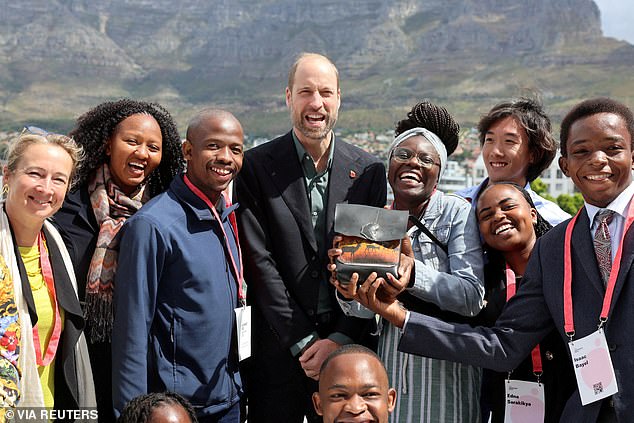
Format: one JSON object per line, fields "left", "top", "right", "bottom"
{"left": 1, "top": 184, "right": 8, "bottom": 196}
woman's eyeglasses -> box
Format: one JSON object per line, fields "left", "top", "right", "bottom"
{"left": 391, "top": 147, "right": 440, "bottom": 169}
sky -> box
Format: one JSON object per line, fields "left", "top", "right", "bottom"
{"left": 594, "top": 0, "right": 634, "bottom": 44}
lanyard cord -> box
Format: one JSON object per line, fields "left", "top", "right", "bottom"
{"left": 183, "top": 175, "right": 245, "bottom": 301}
{"left": 32, "top": 232, "right": 62, "bottom": 366}
{"left": 563, "top": 200, "right": 634, "bottom": 339}
{"left": 506, "top": 265, "right": 543, "bottom": 379}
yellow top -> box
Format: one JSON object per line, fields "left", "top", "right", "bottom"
{"left": 19, "top": 242, "right": 64, "bottom": 410}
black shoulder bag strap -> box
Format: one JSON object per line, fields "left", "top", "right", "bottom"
{"left": 408, "top": 215, "right": 449, "bottom": 255}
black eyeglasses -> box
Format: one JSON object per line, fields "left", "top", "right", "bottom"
{"left": 391, "top": 147, "right": 440, "bottom": 169}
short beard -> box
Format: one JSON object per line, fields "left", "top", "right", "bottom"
{"left": 292, "top": 112, "right": 337, "bottom": 141}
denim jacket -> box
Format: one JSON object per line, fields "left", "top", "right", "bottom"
{"left": 339, "top": 190, "right": 485, "bottom": 318}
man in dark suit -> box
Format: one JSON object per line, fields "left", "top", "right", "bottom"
{"left": 234, "top": 52, "right": 387, "bottom": 423}
{"left": 347, "top": 98, "right": 634, "bottom": 422}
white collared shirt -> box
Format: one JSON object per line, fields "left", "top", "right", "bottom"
{"left": 585, "top": 181, "right": 634, "bottom": 263}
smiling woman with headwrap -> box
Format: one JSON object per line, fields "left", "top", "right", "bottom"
{"left": 330, "top": 101, "right": 485, "bottom": 423}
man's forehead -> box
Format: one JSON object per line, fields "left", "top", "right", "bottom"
{"left": 292, "top": 60, "right": 338, "bottom": 87}
{"left": 190, "top": 116, "right": 242, "bottom": 141}
{"left": 321, "top": 354, "right": 386, "bottom": 386}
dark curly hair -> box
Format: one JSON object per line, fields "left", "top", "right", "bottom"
{"left": 118, "top": 391, "right": 198, "bottom": 423}
{"left": 560, "top": 97, "right": 634, "bottom": 156}
{"left": 395, "top": 100, "right": 460, "bottom": 156}
{"left": 69, "top": 99, "right": 184, "bottom": 197}
{"left": 478, "top": 97, "right": 556, "bottom": 182}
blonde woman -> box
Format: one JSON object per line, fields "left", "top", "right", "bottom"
{"left": 0, "top": 131, "right": 95, "bottom": 415}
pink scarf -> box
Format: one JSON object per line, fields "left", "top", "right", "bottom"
{"left": 85, "top": 165, "right": 145, "bottom": 343}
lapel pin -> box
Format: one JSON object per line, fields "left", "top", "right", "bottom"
{"left": 349, "top": 170, "right": 357, "bottom": 179}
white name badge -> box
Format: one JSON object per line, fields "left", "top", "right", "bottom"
{"left": 568, "top": 328, "right": 618, "bottom": 405}
{"left": 234, "top": 305, "right": 252, "bottom": 361}
{"left": 504, "top": 379, "right": 545, "bottom": 423}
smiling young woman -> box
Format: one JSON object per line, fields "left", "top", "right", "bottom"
{"left": 474, "top": 182, "right": 575, "bottom": 423}
{"left": 51, "top": 99, "right": 184, "bottom": 421}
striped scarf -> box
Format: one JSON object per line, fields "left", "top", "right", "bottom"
{"left": 85, "top": 165, "right": 145, "bottom": 343}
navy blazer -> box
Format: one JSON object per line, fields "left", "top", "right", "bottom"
{"left": 235, "top": 131, "right": 387, "bottom": 350}
{"left": 399, "top": 207, "right": 634, "bottom": 422}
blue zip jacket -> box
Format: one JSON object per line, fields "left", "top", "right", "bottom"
{"left": 112, "top": 175, "right": 243, "bottom": 418}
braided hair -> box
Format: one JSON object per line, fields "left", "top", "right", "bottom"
{"left": 118, "top": 391, "right": 198, "bottom": 423}
{"left": 395, "top": 101, "right": 460, "bottom": 156}
{"left": 70, "top": 99, "right": 184, "bottom": 197}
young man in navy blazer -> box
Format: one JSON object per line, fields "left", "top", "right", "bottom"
{"left": 352, "top": 98, "right": 634, "bottom": 422}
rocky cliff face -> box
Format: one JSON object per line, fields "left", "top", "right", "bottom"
{"left": 0, "top": 0, "right": 630, "bottom": 131}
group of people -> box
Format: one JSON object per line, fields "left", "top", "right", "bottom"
{"left": 0, "top": 50, "right": 632, "bottom": 423}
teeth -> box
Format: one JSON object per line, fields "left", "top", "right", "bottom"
{"left": 306, "top": 114, "right": 324, "bottom": 121}
{"left": 129, "top": 163, "right": 145, "bottom": 170}
{"left": 490, "top": 162, "right": 507, "bottom": 168}
{"left": 212, "top": 167, "right": 231, "bottom": 176}
{"left": 586, "top": 174, "right": 611, "bottom": 181}
{"left": 495, "top": 224, "right": 514, "bottom": 235}
{"left": 399, "top": 171, "right": 421, "bottom": 182}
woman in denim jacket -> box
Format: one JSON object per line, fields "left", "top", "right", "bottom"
{"left": 330, "top": 101, "right": 484, "bottom": 423}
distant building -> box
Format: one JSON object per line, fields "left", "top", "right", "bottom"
{"left": 539, "top": 153, "right": 576, "bottom": 197}
{"left": 438, "top": 160, "right": 473, "bottom": 193}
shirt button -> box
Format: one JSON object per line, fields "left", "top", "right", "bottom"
{"left": 609, "top": 344, "right": 617, "bottom": 352}
{"left": 307, "top": 310, "right": 315, "bottom": 316}
{"left": 312, "top": 211, "right": 318, "bottom": 216}
{"left": 310, "top": 270, "right": 319, "bottom": 278}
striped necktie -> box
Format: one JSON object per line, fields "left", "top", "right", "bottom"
{"left": 593, "top": 209, "right": 615, "bottom": 285}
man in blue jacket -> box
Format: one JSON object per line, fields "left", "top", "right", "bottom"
{"left": 112, "top": 109, "right": 245, "bottom": 422}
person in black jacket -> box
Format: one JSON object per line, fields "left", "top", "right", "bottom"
{"left": 0, "top": 131, "right": 95, "bottom": 415}
{"left": 235, "top": 52, "right": 386, "bottom": 423}
{"left": 52, "top": 99, "right": 183, "bottom": 421}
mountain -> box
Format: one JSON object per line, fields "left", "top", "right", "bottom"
{"left": 0, "top": 0, "right": 632, "bottom": 135}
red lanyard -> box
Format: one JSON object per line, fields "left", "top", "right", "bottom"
{"left": 563, "top": 200, "right": 634, "bottom": 338}
{"left": 31, "top": 232, "right": 62, "bottom": 367}
{"left": 183, "top": 175, "right": 245, "bottom": 301}
{"left": 506, "top": 265, "right": 543, "bottom": 376}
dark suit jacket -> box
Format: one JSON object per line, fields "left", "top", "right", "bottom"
{"left": 399, "top": 208, "right": 634, "bottom": 422}
{"left": 235, "top": 131, "right": 387, "bottom": 350}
